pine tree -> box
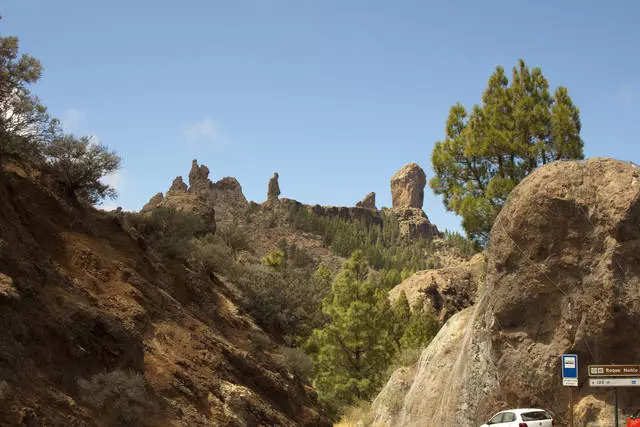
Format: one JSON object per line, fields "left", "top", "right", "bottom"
{"left": 430, "top": 59, "right": 584, "bottom": 246}
{"left": 400, "top": 301, "right": 440, "bottom": 350}
{"left": 390, "top": 291, "right": 411, "bottom": 351}
{"left": 307, "top": 250, "right": 393, "bottom": 411}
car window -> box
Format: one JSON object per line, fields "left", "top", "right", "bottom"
{"left": 502, "top": 412, "right": 516, "bottom": 422}
{"left": 489, "top": 413, "right": 504, "bottom": 424}
{"left": 635, "top": 409, "right": 640, "bottom": 419}
{"left": 522, "top": 411, "right": 551, "bottom": 421}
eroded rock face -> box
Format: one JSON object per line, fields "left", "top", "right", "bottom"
{"left": 188, "top": 159, "right": 212, "bottom": 193}
{"left": 370, "top": 158, "right": 640, "bottom": 426}
{"left": 389, "top": 253, "right": 486, "bottom": 322}
{"left": 168, "top": 176, "right": 188, "bottom": 194}
{"left": 356, "top": 192, "right": 376, "bottom": 209}
{"left": 268, "top": 173, "right": 280, "bottom": 203}
{"left": 388, "top": 207, "right": 440, "bottom": 240}
{"left": 391, "top": 163, "right": 426, "bottom": 209}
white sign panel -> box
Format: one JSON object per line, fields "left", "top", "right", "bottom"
{"left": 563, "top": 378, "right": 579, "bottom": 386}
{"left": 590, "top": 378, "right": 640, "bottom": 387}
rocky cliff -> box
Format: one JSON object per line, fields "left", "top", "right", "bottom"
{"left": 370, "top": 158, "right": 640, "bottom": 426}
{"left": 0, "top": 164, "right": 330, "bottom": 426}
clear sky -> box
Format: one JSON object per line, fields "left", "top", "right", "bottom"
{"left": 2, "top": 1, "right": 639, "bottom": 233}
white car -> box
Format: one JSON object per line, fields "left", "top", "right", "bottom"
{"left": 480, "top": 408, "right": 554, "bottom": 427}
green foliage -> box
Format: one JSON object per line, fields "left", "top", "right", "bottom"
{"left": 77, "top": 369, "right": 153, "bottom": 426}
{"left": 188, "top": 234, "right": 237, "bottom": 278}
{"left": 441, "top": 229, "right": 477, "bottom": 257}
{"left": 125, "top": 208, "right": 208, "bottom": 259}
{"left": 314, "top": 264, "right": 332, "bottom": 287}
{"left": 262, "top": 249, "right": 286, "bottom": 272}
{"left": 44, "top": 134, "right": 121, "bottom": 203}
{"left": 0, "top": 34, "right": 59, "bottom": 162}
{"left": 288, "top": 206, "right": 432, "bottom": 271}
{"left": 377, "top": 268, "right": 402, "bottom": 289}
{"left": 430, "top": 59, "right": 584, "bottom": 246}
{"left": 400, "top": 302, "right": 440, "bottom": 350}
{"left": 237, "top": 264, "right": 329, "bottom": 344}
{"left": 307, "top": 251, "right": 393, "bottom": 411}
{"left": 216, "top": 220, "right": 250, "bottom": 254}
{"left": 389, "top": 291, "right": 411, "bottom": 351}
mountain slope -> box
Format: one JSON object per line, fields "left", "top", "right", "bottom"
{"left": 0, "top": 164, "right": 330, "bottom": 426}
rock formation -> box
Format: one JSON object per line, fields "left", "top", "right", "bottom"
{"left": 310, "top": 204, "right": 383, "bottom": 227}
{"left": 168, "top": 176, "right": 188, "bottom": 194}
{"left": 389, "top": 252, "right": 486, "bottom": 322}
{"left": 140, "top": 192, "right": 164, "bottom": 213}
{"left": 188, "top": 159, "right": 212, "bottom": 193}
{"left": 391, "top": 163, "right": 426, "bottom": 209}
{"left": 141, "top": 159, "right": 249, "bottom": 227}
{"left": 268, "top": 172, "right": 280, "bottom": 203}
{"left": 369, "top": 158, "right": 640, "bottom": 426}
{"left": 388, "top": 207, "right": 441, "bottom": 240}
{"left": 356, "top": 192, "right": 376, "bottom": 209}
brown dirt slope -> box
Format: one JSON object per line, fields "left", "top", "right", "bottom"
{"left": 0, "top": 165, "right": 330, "bottom": 426}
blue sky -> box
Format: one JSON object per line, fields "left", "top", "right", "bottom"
{"left": 2, "top": 1, "right": 639, "bottom": 233}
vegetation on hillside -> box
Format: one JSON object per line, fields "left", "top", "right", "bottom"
{"left": 307, "top": 251, "right": 440, "bottom": 416}
{"left": 288, "top": 204, "right": 433, "bottom": 270}
{"left": 430, "top": 59, "right": 584, "bottom": 245}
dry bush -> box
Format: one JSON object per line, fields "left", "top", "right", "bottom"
{"left": 78, "top": 369, "right": 153, "bottom": 426}
{"left": 279, "top": 346, "right": 314, "bottom": 379}
{"left": 340, "top": 400, "right": 374, "bottom": 426}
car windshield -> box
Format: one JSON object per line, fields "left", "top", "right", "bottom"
{"left": 522, "top": 411, "right": 551, "bottom": 421}
{"left": 634, "top": 409, "right": 640, "bottom": 418}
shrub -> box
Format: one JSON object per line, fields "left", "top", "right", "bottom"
{"left": 279, "top": 346, "right": 314, "bottom": 379}
{"left": 237, "top": 265, "right": 328, "bottom": 343}
{"left": 125, "top": 208, "right": 208, "bottom": 259}
{"left": 248, "top": 331, "right": 271, "bottom": 353}
{"left": 340, "top": 400, "right": 374, "bottom": 426}
{"left": 188, "top": 234, "right": 236, "bottom": 277}
{"left": 216, "top": 220, "right": 250, "bottom": 254}
{"left": 44, "top": 134, "right": 121, "bottom": 203}
{"left": 77, "top": 369, "right": 153, "bottom": 426}
{"left": 261, "top": 249, "right": 286, "bottom": 272}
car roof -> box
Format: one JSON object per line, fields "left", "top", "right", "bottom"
{"left": 498, "top": 408, "right": 548, "bottom": 414}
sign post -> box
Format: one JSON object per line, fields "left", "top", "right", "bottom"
{"left": 562, "top": 354, "right": 578, "bottom": 427}
{"left": 587, "top": 365, "right": 640, "bottom": 426}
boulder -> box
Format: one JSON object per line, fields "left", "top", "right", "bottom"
{"left": 369, "top": 158, "right": 640, "bottom": 426}
{"left": 356, "top": 192, "right": 376, "bottom": 209}
{"left": 391, "top": 163, "right": 426, "bottom": 209}
{"left": 389, "top": 252, "right": 486, "bottom": 322}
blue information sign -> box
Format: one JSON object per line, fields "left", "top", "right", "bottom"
{"left": 562, "top": 354, "right": 578, "bottom": 386}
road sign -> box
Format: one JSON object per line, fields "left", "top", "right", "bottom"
{"left": 590, "top": 378, "right": 640, "bottom": 387}
{"left": 562, "top": 354, "right": 579, "bottom": 387}
{"left": 588, "top": 365, "right": 640, "bottom": 377}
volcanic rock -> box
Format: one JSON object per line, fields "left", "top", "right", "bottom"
{"left": 268, "top": 173, "right": 281, "bottom": 203}
{"left": 391, "top": 163, "right": 426, "bottom": 209}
